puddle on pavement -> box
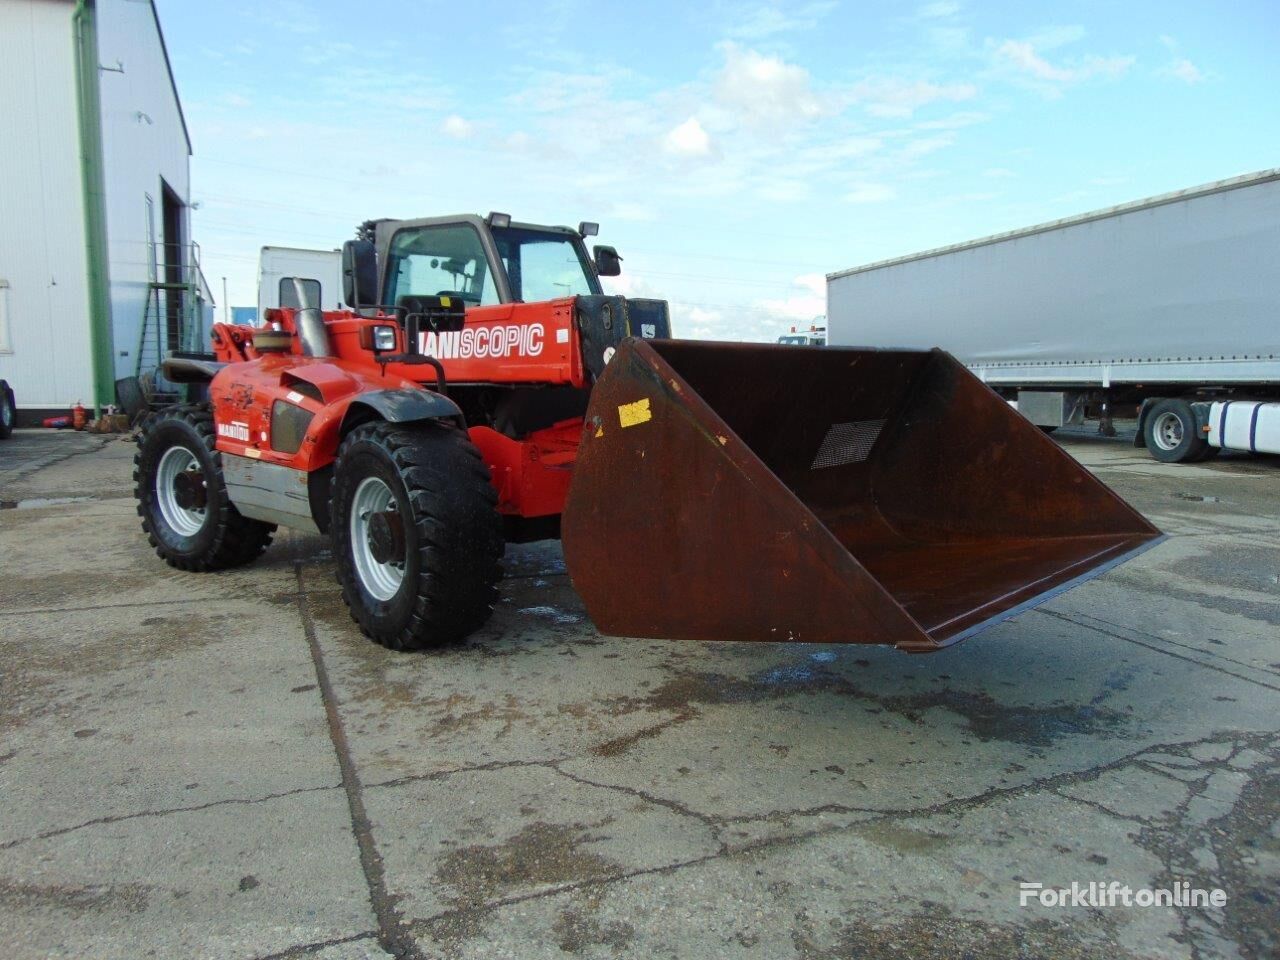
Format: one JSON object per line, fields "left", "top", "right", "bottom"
{"left": 0, "top": 496, "right": 98, "bottom": 510}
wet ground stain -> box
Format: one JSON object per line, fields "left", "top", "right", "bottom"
{"left": 1197, "top": 755, "right": 1280, "bottom": 960}
{"left": 434, "top": 820, "right": 619, "bottom": 908}
{"left": 0, "top": 612, "right": 235, "bottom": 732}
{"left": 551, "top": 905, "right": 635, "bottom": 954}
{"left": 794, "top": 911, "right": 1125, "bottom": 960}
{"left": 0, "top": 879, "right": 150, "bottom": 915}
{"left": 423, "top": 820, "right": 621, "bottom": 951}
{"left": 585, "top": 663, "right": 1128, "bottom": 757}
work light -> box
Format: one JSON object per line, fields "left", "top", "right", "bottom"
{"left": 359, "top": 324, "right": 398, "bottom": 352}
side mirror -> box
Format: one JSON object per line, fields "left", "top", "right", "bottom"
{"left": 593, "top": 244, "right": 622, "bottom": 277}
{"left": 342, "top": 239, "right": 378, "bottom": 308}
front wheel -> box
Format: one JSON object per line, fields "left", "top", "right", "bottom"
{"left": 1144, "top": 398, "right": 1211, "bottom": 464}
{"left": 331, "top": 421, "right": 503, "bottom": 651}
{"left": 134, "top": 405, "right": 275, "bottom": 569}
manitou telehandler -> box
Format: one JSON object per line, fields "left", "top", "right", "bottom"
{"left": 135, "top": 212, "right": 1162, "bottom": 653}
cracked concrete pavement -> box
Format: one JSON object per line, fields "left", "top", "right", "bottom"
{"left": 1, "top": 426, "right": 1277, "bottom": 959}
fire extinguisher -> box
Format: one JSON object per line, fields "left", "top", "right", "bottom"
{"left": 72, "top": 400, "right": 87, "bottom": 431}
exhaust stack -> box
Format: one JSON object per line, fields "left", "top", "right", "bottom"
{"left": 291, "top": 277, "right": 330, "bottom": 358}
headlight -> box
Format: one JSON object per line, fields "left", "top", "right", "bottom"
{"left": 360, "top": 324, "right": 398, "bottom": 352}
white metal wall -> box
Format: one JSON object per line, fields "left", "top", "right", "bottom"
{"left": 0, "top": 0, "right": 94, "bottom": 409}
{"left": 827, "top": 174, "right": 1280, "bottom": 382}
{"left": 96, "top": 0, "right": 192, "bottom": 382}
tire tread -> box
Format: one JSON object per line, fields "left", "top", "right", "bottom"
{"left": 331, "top": 421, "right": 502, "bottom": 651}
{"left": 133, "top": 404, "right": 275, "bottom": 570}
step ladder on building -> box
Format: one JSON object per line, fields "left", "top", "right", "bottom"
{"left": 134, "top": 241, "right": 212, "bottom": 409}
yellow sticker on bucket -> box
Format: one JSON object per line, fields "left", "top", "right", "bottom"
{"left": 617, "top": 398, "right": 652, "bottom": 428}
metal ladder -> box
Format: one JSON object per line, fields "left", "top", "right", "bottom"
{"left": 134, "top": 242, "right": 210, "bottom": 408}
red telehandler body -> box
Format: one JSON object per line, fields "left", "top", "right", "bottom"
{"left": 136, "top": 213, "right": 1162, "bottom": 652}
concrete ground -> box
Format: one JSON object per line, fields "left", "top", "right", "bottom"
{"left": 1, "top": 425, "right": 1277, "bottom": 960}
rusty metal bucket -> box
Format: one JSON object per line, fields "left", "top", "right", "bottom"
{"left": 561, "top": 339, "right": 1163, "bottom": 652}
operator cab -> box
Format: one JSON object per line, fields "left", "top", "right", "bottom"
{"left": 342, "top": 213, "right": 622, "bottom": 311}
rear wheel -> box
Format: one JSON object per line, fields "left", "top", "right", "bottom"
{"left": 134, "top": 404, "right": 275, "bottom": 569}
{"left": 0, "top": 380, "right": 14, "bottom": 439}
{"left": 1144, "top": 398, "right": 1210, "bottom": 463}
{"left": 331, "top": 421, "right": 503, "bottom": 651}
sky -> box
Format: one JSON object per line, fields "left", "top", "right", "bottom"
{"left": 161, "top": 0, "right": 1280, "bottom": 341}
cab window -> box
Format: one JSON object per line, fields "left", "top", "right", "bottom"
{"left": 383, "top": 224, "right": 499, "bottom": 306}
{"left": 279, "top": 277, "right": 320, "bottom": 309}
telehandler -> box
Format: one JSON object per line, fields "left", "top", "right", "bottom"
{"left": 136, "top": 213, "right": 1162, "bottom": 653}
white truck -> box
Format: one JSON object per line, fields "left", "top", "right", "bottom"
{"left": 826, "top": 169, "right": 1280, "bottom": 463}
{"left": 257, "top": 246, "right": 344, "bottom": 316}
{"left": 778, "top": 319, "right": 827, "bottom": 346}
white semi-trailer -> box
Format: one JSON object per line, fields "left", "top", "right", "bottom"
{"left": 826, "top": 169, "right": 1280, "bottom": 463}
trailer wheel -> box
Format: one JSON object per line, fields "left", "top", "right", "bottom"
{"left": 0, "top": 380, "right": 14, "bottom": 439}
{"left": 1144, "top": 399, "right": 1210, "bottom": 463}
{"left": 331, "top": 421, "right": 503, "bottom": 651}
{"left": 134, "top": 404, "right": 275, "bottom": 569}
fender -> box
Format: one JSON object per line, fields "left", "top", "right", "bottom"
{"left": 340, "top": 388, "right": 464, "bottom": 434}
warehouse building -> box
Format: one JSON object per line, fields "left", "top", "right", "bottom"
{"left": 0, "top": 0, "right": 210, "bottom": 420}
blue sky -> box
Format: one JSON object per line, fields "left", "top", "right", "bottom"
{"left": 162, "top": 0, "right": 1280, "bottom": 340}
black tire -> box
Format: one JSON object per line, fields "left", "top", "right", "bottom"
{"left": 0, "top": 380, "right": 14, "bottom": 439}
{"left": 1143, "top": 398, "right": 1210, "bottom": 464}
{"left": 134, "top": 404, "right": 275, "bottom": 570}
{"left": 331, "top": 421, "right": 503, "bottom": 651}
{"left": 1038, "top": 425, "right": 1058, "bottom": 435}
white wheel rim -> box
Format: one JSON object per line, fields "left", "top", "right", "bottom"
{"left": 1, "top": 399, "right": 11, "bottom": 428}
{"left": 156, "top": 446, "right": 206, "bottom": 536}
{"left": 350, "top": 476, "right": 405, "bottom": 602}
{"left": 1152, "top": 411, "right": 1184, "bottom": 451}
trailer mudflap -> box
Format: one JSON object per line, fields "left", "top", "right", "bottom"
{"left": 561, "top": 339, "right": 1163, "bottom": 651}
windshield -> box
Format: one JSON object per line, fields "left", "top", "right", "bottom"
{"left": 492, "top": 226, "right": 597, "bottom": 302}
{"left": 384, "top": 223, "right": 500, "bottom": 306}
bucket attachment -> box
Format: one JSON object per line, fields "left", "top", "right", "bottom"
{"left": 562, "top": 340, "right": 1162, "bottom": 652}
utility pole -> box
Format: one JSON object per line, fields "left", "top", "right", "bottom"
{"left": 222, "top": 276, "right": 229, "bottom": 324}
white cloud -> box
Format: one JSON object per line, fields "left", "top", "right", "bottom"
{"left": 715, "top": 42, "right": 823, "bottom": 124}
{"left": 1025, "top": 24, "right": 1087, "bottom": 50}
{"left": 899, "top": 135, "right": 955, "bottom": 159}
{"left": 440, "top": 115, "right": 473, "bottom": 139}
{"left": 725, "top": 1, "right": 837, "bottom": 39}
{"left": 756, "top": 272, "right": 827, "bottom": 324}
{"left": 677, "top": 304, "right": 732, "bottom": 340}
{"left": 609, "top": 201, "right": 657, "bottom": 222}
{"left": 1164, "top": 58, "right": 1204, "bottom": 84}
{"left": 984, "top": 166, "right": 1016, "bottom": 178}
{"left": 844, "top": 183, "right": 896, "bottom": 204}
{"left": 993, "top": 38, "right": 1134, "bottom": 88}
{"left": 1154, "top": 34, "right": 1207, "bottom": 84}
{"left": 916, "top": 1, "right": 960, "bottom": 19}
{"left": 914, "top": 110, "right": 989, "bottom": 130}
{"left": 663, "top": 116, "right": 712, "bottom": 156}
{"left": 852, "top": 78, "right": 977, "bottom": 118}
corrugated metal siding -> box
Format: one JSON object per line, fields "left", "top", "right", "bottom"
{"left": 0, "top": 0, "right": 94, "bottom": 409}
{"left": 827, "top": 175, "right": 1280, "bottom": 373}
{"left": 97, "top": 0, "right": 192, "bottom": 382}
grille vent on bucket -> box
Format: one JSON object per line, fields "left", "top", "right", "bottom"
{"left": 811, "top": 419, "right": 886, "bottom": 469}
